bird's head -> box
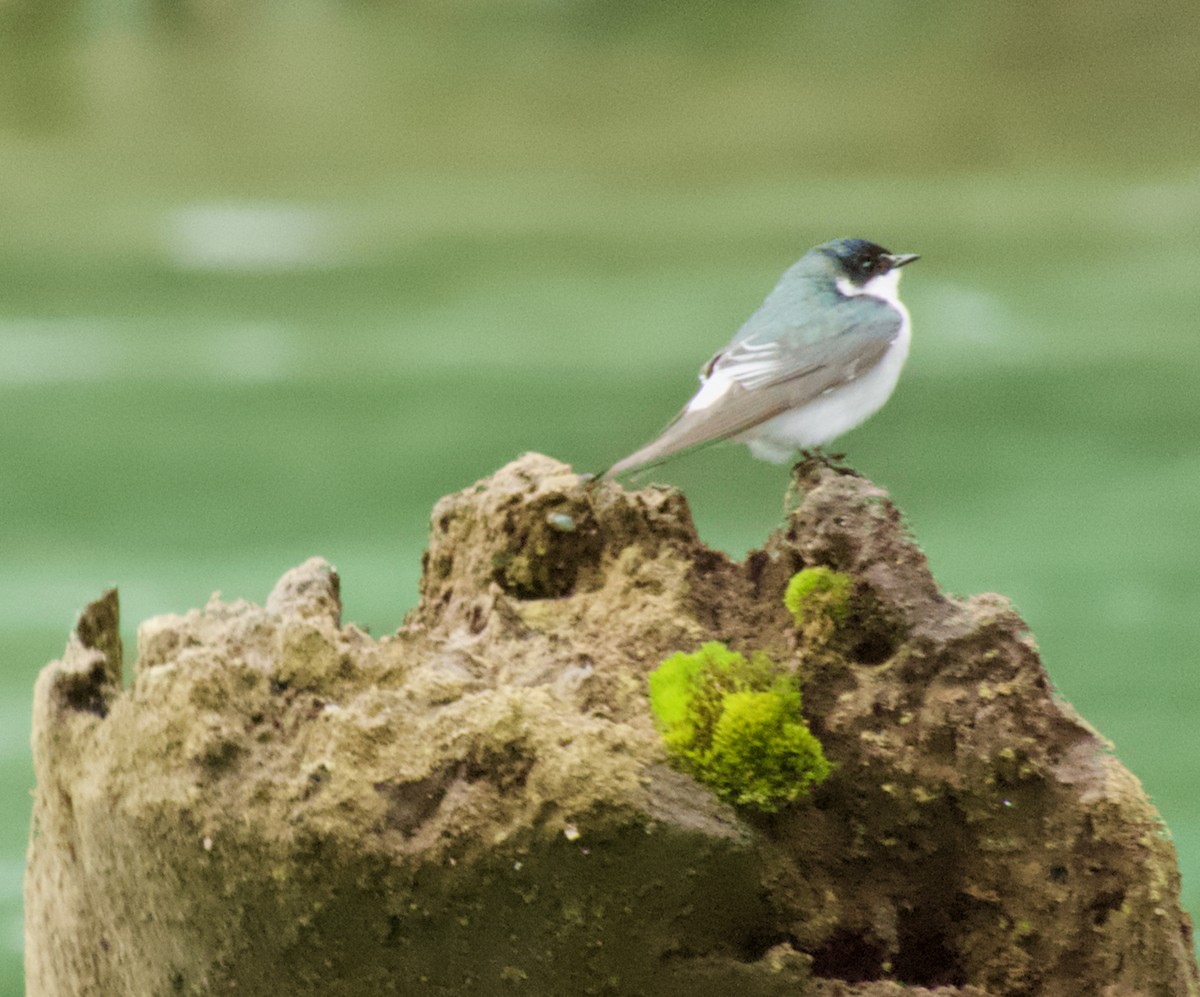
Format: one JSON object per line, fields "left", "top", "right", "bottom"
{"left": 809, "top": 239, "right": 920, "bottom": 300}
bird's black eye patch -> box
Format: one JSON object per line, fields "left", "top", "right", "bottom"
{"left": 846, "top": 245, "right": 888, "bottom": 283}
{"left": 823, "top": 239, "right": 892, "bottom": 286}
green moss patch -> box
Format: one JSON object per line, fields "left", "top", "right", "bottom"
{"left": 784, "top": 567, "right": 852, "bottom": 635}
{"left": 648, "top": 642, "right": 831, "bottom": 812}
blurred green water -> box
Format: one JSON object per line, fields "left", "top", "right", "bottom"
{"left": 3, "top": 2, "right": 1200, "bottom": 991}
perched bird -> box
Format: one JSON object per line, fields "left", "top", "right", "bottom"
{"left": 601, "top": 239, "right": 919, "bottom": 478}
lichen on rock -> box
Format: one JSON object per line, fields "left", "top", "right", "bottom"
{"left": 24, "top": 453, "right": 1200, "bottom": 997}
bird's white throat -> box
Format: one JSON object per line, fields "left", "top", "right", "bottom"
{"left": 835, "top": 267, "right": 903, "bottom": 307}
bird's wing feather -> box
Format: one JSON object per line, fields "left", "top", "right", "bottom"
{"left": 718, "top": 296, "right": 901, "bottom": 391}
{"left": 602, "top": 304, "right": 900, "bottom": 478}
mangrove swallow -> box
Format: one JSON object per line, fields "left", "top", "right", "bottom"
{"left": 602, "top": 239, "right": 919, "bottom": 478}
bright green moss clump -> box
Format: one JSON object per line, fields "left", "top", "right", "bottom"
{"left": 784, "top": 567, "right": 852, "bottom": 636}
{"left": 648, "top": 642, "right": 831, "bottom": 811}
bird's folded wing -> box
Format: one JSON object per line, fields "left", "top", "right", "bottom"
{"left": 602, "top": 311, "right": 900, "bottom": 478}
{"left": 719, "top": 306, "right": 900, "bottom": 392}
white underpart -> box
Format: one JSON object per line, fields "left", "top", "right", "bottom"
{"left": 740, "top": 268, "right": 911, "bottom": 462}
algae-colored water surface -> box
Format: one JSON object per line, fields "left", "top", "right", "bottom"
{"left": 3, "top": 2, "right": 1200, "bottom": 988}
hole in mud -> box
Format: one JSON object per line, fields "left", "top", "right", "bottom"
{"left": 468, "top": 602, "right": 486, "bottom": 633}
{"left": 63, "top": 676, "right": 109, "bottom": 718}
{"left": 375, "top": 771, "right": 452, "bottom": 836}
{"left": 734, "top": 929, "right": 793, "bottom": 964}
{"left": 852, "top": 631, "right": 899, "bottom": 666}
{"left": 809, "top": 929, "right": 887, "bottom": 982}
{"left": 464, "top": 742, "right": 534, "bottom": 792}
{"left": 1088, "top": 889, "right": 1125, "bottom": 926}
{"left": 840, "top": 587, "right": 905, "bottom": 666}
{"left": 894, "top": 910, "right": 967, "bottom": 987}
{"left": 60, "top": 653, "right": 114, "bottom": 718}
{"left": 488, "top": 498, "right": 605, "bottom": 601}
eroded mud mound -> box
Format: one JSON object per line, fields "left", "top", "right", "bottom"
{"left": 25, "top": 454, "right": 1198, "bottom": 996}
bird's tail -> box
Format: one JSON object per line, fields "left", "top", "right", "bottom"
{"left": 598, "top": 414, "right": 703, "bottom": 480}
{"left": 596, "top": 447, "right": 662, "bottom": 481}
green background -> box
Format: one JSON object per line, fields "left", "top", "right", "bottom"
{"left": 3, "top": 2, "right": 1198, "bottom": 990}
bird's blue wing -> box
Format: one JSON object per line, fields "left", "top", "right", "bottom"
{"left": 712, "top": 296, "right": 901, "bottom": 392}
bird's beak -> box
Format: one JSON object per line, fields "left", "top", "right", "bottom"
{"left": 885, "top": 253, "right": 920, "bottom": 269}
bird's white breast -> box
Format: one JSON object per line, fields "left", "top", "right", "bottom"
{"left": 739, "top": 320, "right": 909, "bottom": 461}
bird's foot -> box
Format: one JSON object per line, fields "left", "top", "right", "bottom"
{"left": 785, "top": 449, "right": 859, "bottom": 513}
{"left": 793, "top": 448, "right": 860, "bottom": 477}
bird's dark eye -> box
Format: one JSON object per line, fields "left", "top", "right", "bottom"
{"left": 859, "top": 258, "right": 875, "bottom": 274}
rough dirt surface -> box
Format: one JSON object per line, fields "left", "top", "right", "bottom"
{"left": 25, "top": 453, "right": 1198, "bottom": 996}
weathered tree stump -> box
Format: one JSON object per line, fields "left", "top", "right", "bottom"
{"left": 25, "top": 454, "right": 1199, "bottom": 996}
